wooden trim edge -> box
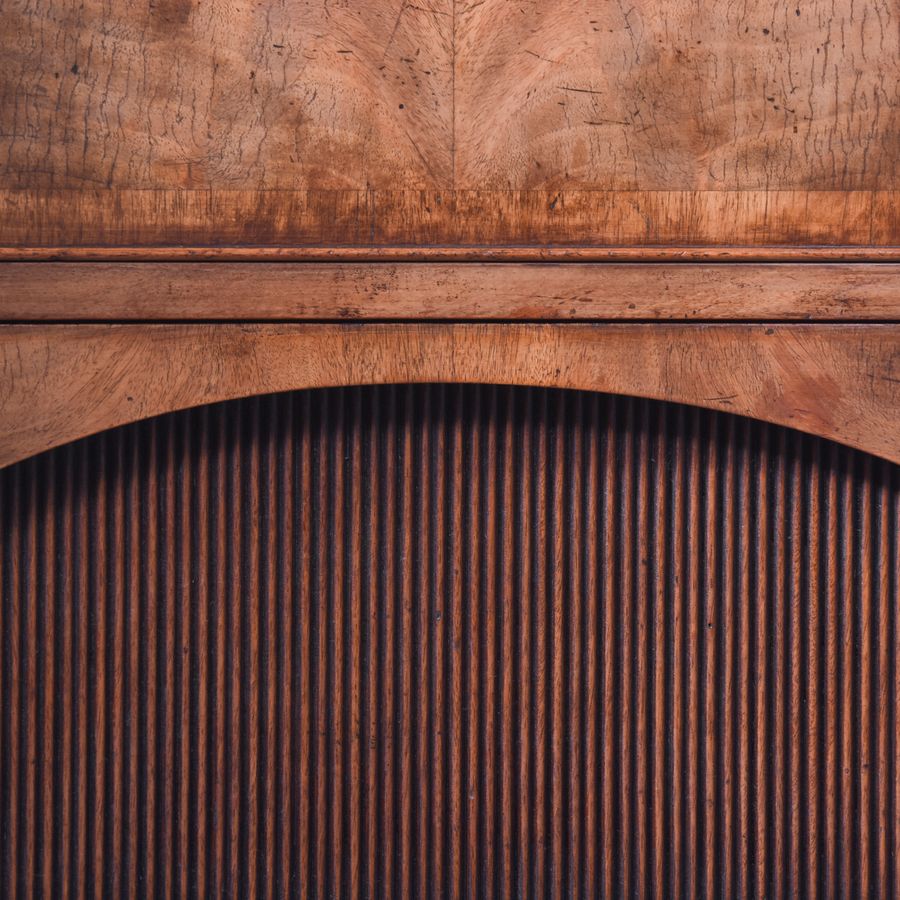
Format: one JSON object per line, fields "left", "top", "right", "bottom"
{"left": 5, "top": 245, "right": 900, "bottom": 262}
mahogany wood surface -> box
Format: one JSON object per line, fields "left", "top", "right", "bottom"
{"left": 3, "top": 0, "right": 900, "bottom": 252}
{"left": 1, "top": 323, "right": 897, "bottom": 469}
{"left": 3, "top": 261, "right": 900, "bottom": 321}
{"left": 2, "top": 0, "right": 900, "bottom": 894}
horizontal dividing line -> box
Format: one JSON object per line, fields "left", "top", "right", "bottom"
{"left": 8, "top": 262, "right": 900, "bottom": 269}
{"left": 4, "top": 187, "right": 900, "bottom": 193}
{"left": 5, "top": 246, "right": 900, "bottom": 262}
{"left": 2, "top": 318, "right": 900, "bottom": 326}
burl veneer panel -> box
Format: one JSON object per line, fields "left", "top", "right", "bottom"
{"left": 2, "top": 385, "right": 899, "bottom": 896}
{"left": 454, "top": 0, "right": 900, "bottom": 192}
{"left": 3, "top": 0, "right": 900, "bottom": 247}
{"left": 0, "top": 0, "right": 453, "bottom": 191}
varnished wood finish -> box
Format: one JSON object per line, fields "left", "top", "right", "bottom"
{"left": 4, "top": 262, "right": 900, "bottom": 321}
{"left": 3, "top": 0, "right": 900, "bottom": 251}
{"left": 2, "top": 384, "right": 898, "bottom": 897}
{"left": 1, "top": 323, "right": 898, "bottom": 469}
{"left": 3, "top": 0, "right": 900, "bottom": 891}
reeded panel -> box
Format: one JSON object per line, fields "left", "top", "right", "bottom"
{"left": 1, "top": 385, "right": 899, "bottom": 897}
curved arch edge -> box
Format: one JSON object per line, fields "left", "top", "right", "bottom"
{"left": 1, "top": 323, "right": 898, "bottom": 468}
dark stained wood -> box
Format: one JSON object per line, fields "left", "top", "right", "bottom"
{"left": 4, "top": 188, "right": 900, "bottom": 251}
{"left": 1, "top": 323, "right": 898, "bottom": 468}
{"left": 2, "top": 0, "right": 900, "bottom": 251}
{"left": 4, "top": 261, "right": 900, "bottom": 321}
{"left": 1, "top": 384, "right": 898, "bottom": 897}
{"left": 7, "top": 245, "right": 900, "bottom": 262}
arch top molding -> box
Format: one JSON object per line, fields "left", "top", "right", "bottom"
{"left": 0, "top": 323, "right": 897, "bottom": 469}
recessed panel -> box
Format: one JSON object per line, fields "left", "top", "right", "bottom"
{"left": 2, "top": 385, "right": 898, "bottom": 895}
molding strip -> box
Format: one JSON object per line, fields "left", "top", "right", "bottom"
{"left": 5, "top": 245, "right": 900, "bottom": 262}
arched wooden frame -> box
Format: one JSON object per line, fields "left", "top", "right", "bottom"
{"left": 0, "top": 323, "right": 898, "bottom": 469}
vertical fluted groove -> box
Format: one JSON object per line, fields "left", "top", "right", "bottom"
{"left": 1, "top": 384, "right": 899, "bottom": 898}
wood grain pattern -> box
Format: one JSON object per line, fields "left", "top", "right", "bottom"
{"left": 2, "top": 383, "right": 898, "bottom": 896}
{"left": 0, "top": 0, "right": 453, "bottom": 191}
{"left": 3, "top": 261, "right": 900, "bottom": 321}
{"left": 0, "top": 323, "right": 898, "bottom": 468}
{"left": 3, "top": 0, "right": 900, "bottom": 250}
{"left": 455, "top": 0, "right": 900, "bottom": 192}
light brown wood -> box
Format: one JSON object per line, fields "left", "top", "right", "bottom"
{"left": 4, "top": 262, "right": 900, "bottom": 321}
{"left": 3, "top": 0, "right": 900, "bottom": 251}
{"left": 1, "top": 323, "right": 897, "bottom": 468}
{"left": 455, "top": 0, "right": 900, "bottom": 192}
{"left": 0, "top": 0, "right": 453, "bottom": 191}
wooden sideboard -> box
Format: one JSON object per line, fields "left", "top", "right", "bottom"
{"left": 1, "top": 0, "right": 899, "bottom": 896}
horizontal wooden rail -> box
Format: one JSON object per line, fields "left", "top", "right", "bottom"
{"left": 2, "top": 262, "right": 900, "bottom": 320}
